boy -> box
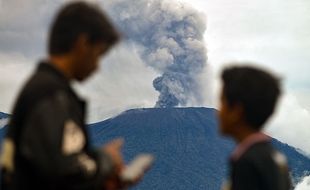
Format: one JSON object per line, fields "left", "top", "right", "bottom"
{"left": 219, "top": 65, "right": 291, "bottom": 190}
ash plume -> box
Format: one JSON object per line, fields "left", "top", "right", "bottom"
{"left": 103, "top": 0, "right": 207, "bottom": 108}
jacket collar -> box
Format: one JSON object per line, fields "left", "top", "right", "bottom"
{"left": 37, "top": 61, "right": 85, "bottom": 105}
{"left": 231, "top": 132, "right": 271, "bottom": 161}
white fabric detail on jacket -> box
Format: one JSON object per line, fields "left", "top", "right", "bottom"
{"left": 62, "top": 120, "right": 85, "bottom": 155}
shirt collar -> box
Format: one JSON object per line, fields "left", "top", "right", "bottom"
{"left": 37, "top": 61, "right": 83, "bottom": 103}
{"left": 37, "top": 61, "right": 69, "bottom": 82}
{"left": 231, "top": 132, "right": 271, "bottom": 161}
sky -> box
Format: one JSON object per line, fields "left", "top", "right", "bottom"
{"left": 0, "top": 0, "right": 308, "bottom": 152}
{"left": 180, "top": 1, "right": 310, "bottom": 188}
{"left": 0, "top": 0, "right": 309, "bottom": 149}
{"left": 180, "top": 0, "right": 310, "bottom": 155}
{"left": 0, "top": 0, "right": 309, "bottom": 188}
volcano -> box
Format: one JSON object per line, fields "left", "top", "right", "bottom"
{"left": 0, "top": 108, "right": 309, "bottom": 189}
{"left": 89, "top": 108, "right": 310, "bottom": 190}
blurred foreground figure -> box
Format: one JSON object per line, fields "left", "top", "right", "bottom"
{"left": 219, "top": 65, "right": 291, "bottom": 190}
{"left": 0, "top": 2, "right": 137, "bottom": 190}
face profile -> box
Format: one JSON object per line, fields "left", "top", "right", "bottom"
{"left": 71, "top": 36, "right": 109, "bottom": 81}
{"left": 218, "top": 90, "right": 243, "bottom": 136}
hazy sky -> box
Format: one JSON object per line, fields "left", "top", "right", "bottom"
{"left": 179, "top": 2, "right": 310, "bottom": 187}
{"left": 180, "top": 0, "right": 310, "bottom": 156}
{"left": 0, "top": 0, "right": 309, "bottom": 154}
{"left": 0, "top": 0, "right": 309, "bottom": 188}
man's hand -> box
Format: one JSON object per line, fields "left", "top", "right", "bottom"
{"left": 102, "top": 138, "right": 125, "bottom": 190}
{"left": 102, "top": 139, "right": 147, "bottom": 190}
{"left": 103, "top": 138, "right": 124, "bottom": 173}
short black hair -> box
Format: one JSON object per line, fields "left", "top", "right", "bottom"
{"left": 221, "top": 65, "right": 281, "bottom": 130}
{"left": 48, "top": 1, "right": 119, "bottom": 55}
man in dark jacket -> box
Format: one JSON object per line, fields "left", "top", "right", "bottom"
{"left": 0, "top": 2, "right": 134, "bottom": 190}
{"left": 219, "top": 65, "right": 291, "bottom": 190}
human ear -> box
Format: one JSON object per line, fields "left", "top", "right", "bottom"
{"left": 74, "top": 34, "right": 89, "bottom": 53}
{"left": 230, "top": 103, "right": 245, "bottom": 124}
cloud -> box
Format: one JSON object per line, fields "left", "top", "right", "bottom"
{"left": 0, "top": 53, "right": 35, "bottom": 113}
{"left": 0, "top": 43, "right": 159, "bottom": 123}
{"left": 0, "top": 118, "right": 9, "bottom": 129}
{"left": 0, "top": 0, "right": 103, "bottom": 56}
{"left": 0, "top": 0, "right": 310, "bottom": 159}
{"left": 0, "top": 0, "right": 160, "bottom": 122}
{"left": 102, "top": 0, "right": 208, "bottom": 108}
{"left": 183, "top": 0, "right": 310, "bottom": 155}
{"left": 0, "top": 0, "right": 59, "bottom": 56}
{"left": 265, "top": 92, "right": 310, "bottom": 155}
{"left": 73, "top": 43, "right": 158, "bottom": 122}
{"left": 183, "top": 0, "right": 310, "bottom": 92}
{"left": 295, "top": 175, "right": 310, "bottom": 190}
{"left": 0, "top": 0, "right": 211, "bottom": 121}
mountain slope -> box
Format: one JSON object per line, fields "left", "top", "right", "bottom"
{"left": 0, "top": 108, "right": 309, "bottom": 189}
{"left": 89, "top": 108, "right": 310, "bottom": 189}
{"left": 0, "top": 112, "right": 9, "bottom": 141}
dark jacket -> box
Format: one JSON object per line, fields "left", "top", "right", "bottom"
{"left": 229, "top": 141, "right": 291, "bottom": 190}
{"left": 1, "top": 62, "right": 114, "bottom": 190}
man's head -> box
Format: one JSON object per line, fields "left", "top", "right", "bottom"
{"left": 219, "top": 64, "right": 281, "bottom": 136}
{"left": 48, "top": 1, "right": 119, "bottom": 81}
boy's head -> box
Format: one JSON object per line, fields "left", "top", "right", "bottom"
{"left": 48, "top": 1, "right": 119, "bottom": 81}
{"left": 219, "top": 65, "right": 281, "bottom": 136}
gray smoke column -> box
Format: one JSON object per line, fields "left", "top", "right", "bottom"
{"left": 103, "top": 0, "right": 207, "bottom": 107}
